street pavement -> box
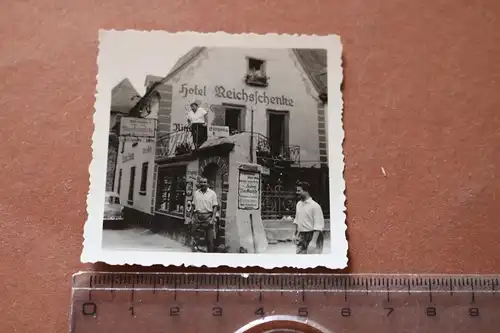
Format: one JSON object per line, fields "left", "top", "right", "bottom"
{"left": 102, "top": 228, "right": 331, "bottom": 254}
{"left": 102, "top": 228, "right": 191, "bottom": 252}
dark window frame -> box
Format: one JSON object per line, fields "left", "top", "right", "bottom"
{"left": 139, "top": 162, "right": 149, "bottom": 195}
{"left": 128, "top": 166, "right": 136, "bottom": 205}
{"left": 155, "top": 165, "right": 187, "bottom": 218}
{"left": 117, "top": 168, "right": 123, "bottom": 195}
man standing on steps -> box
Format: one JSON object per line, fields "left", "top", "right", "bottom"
{"left": 186, "top": 100, "right": 208, "bottom": 149}
{"left": 293, "top": 181, "right": 325, "bottom": 254}
{"left": 191, "top": 177, "right": 218, "bottom": 252}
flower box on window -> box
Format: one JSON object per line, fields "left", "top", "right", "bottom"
{"left": 244, "top": 73, "right": 269, "bottom": 87}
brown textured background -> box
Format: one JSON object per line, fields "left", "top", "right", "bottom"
{"left": 1, "top": 0, "right": 499, "bottom": 332}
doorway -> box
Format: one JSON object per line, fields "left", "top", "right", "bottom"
{"left": 267, "top": 110, "right": 289, "bottom": 157}
{"left": 202, "top": 163, "right": 223, "bottom": 200}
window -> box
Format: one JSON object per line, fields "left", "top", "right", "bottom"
{"left": 128, "top": 166, "right": 136, "bottom": 205}
{"left": 246, "top": 57, "right": 268, "bottom": 87}
{"left": 225, "top": 107, "right": 242, "bottom": 134}
{"left": 155, "top": 166, "right": 187, "bottom": 217}
{"left": 140, "top": 162, "right": 149, "bottom": 195}
{"left": 117, "top": 169, "right": 122, "bottom": 195}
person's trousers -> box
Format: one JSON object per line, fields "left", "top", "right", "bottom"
{"left": 191, "top": 212, "right": 214, "bottom": 253}
{"left": 191, "top": 123, "right": 207, "bottom": 149}
{"left": 296, "top": 231, "right": 324, "bottom": 254}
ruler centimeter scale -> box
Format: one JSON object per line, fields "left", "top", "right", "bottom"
{"left": 70, "top": 272, "right": 500, "bottom": 333}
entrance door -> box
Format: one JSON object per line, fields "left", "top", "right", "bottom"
{"left": 267, "top": 111, "right": 288, "bottom": 157}
{"left": 202, "top": 163, "right": 222, "bottom": 199}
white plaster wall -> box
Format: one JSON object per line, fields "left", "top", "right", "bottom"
{"left": 113, "top": 103, "right": 158, "bottom": 215}
{"left": 226, "top": 133, "right": 268, "bottom": 253}
{"left": 114, "top": 137, "right": 156, "bottom": 215}
{"left": 166, "top": 47, "right": 323, "bottom": 166}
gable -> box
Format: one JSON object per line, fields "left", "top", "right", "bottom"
{"left": 166, "top": 47, "right": 327, "bottom": 98}
{"left": 111, "top": 78, "right": 140, "bottom": 113}
{"left": 292, "top": 49, "right": 327, "bottom": 95}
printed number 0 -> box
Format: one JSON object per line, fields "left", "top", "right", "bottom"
{"left": 82, "top": 302, "right": 97, "bottom": 316}
{"left": 298, "top": 308, "right": 308, "bottom": 317}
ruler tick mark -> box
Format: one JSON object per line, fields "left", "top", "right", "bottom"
{"left": 302, "top": 280, "right": 305, "bottom": 303}
{"left": 88, "top": 275, "right": 93, "bottom": 301}
{"left": 174, "top": 278, "right": 177, "bottom": 301}
{"left": 471, "top": 284, "right": 475, "bottom": 304}
{"left": 131, "top": 280, "right": 135, "bottom": 302}
{"left": 259, "top": 278, "right": 263, "bottom": 302}
{"left": 216, "top": 278, "right": 220, "bottom": 302}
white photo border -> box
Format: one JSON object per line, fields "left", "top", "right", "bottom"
{"left": 81, "top": 30, "right": 347, "bottom": 269}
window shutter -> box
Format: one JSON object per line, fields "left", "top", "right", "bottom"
{"left": 210, "top": 105, "right": 226, "bottom": 126}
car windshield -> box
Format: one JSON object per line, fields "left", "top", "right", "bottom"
{"left": 105, "top": 195, "right": 120, "bottom": 204}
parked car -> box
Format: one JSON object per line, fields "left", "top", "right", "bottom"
{"left": 103, "top": 191, "right": 125, "bottom": 229}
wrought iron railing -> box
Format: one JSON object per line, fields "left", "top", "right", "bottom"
{"left": 156, "top": 129, "right": 195, "bottom": 158}
{"left": 254, "top": 133, "right": 300, "bottom": 165}
{"left": 261, "top": 190, "right": 297, "bottom": 220}
{"left": 156, "top": 128, "right": 300, "bottom": 166}
{"left": 260, "top": 181, "right": 330, "bottom": 220}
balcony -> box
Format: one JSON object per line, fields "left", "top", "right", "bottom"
{"left": 254, "top": 133, "right": 300, "bottom": 167}
{"left": 156, "top": 129, "right": 235, "bottom": 161}
{"left": 156, "top": 130, "right": 195, "bottom": 159}
{"left": 156, "top": 129, "right": 300, "bottom": 167}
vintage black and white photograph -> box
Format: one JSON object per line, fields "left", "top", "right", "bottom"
{"left": 82, "top": 31, "right": 346, "bottom": 268}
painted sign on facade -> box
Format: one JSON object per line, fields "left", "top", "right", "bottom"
{"left": 207, "top": 125, "right": 230, "bottom": 138}
{"left": 120, "top": 118, "right": 156, "bottom": 137}
{"left": 122, "top": 153, "right": 135, "bottom": 163}
{"left": 238, "top": 170, "right": 260, "bottom": 210}
{"left": 178, "top": 83, "right": 295, "bottom": 107}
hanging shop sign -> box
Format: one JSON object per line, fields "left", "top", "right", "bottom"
{"left": 178, "top": 83, "right": 294, "bottom": 107}
{"left": 207, "top": 125, "right": 230, "bottom": 138}
{"left": 237, "top": 170, "right": 260, "bottom": 210}
{"left": 120, "top": 117, "right": 156, "bottom": 137}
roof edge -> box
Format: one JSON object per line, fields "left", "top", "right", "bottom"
{"left": 163, "top": 47, "right": 206, "bottom": 83}
{"left": 291, "top": 49, "right": 323, "bottom": 95}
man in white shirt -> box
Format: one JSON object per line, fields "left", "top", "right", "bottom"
{"left": 186, "top": 101, "right": 208, "bottom": 149}
{"left": 293, "top": 181, "right": 325, "bottom": 254}
{"left": 191, "top": 177, "right": 218, "bottom": 252}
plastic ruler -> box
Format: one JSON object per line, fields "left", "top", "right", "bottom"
{"left": 70, "top": 272, "right": 500, "bottom": 332}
